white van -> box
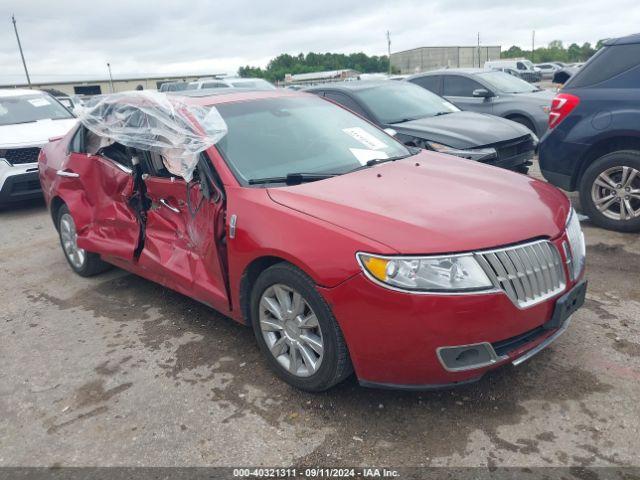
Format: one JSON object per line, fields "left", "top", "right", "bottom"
{"left": 484, "top": 59, "right": 542, "bottom": 82}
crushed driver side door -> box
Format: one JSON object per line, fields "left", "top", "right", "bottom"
{"left": 56, "top": 127, "right": 141, "bottom": 260}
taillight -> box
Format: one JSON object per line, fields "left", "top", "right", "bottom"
{"left": 548, "top": 93, "right": 580, "bottom": 129}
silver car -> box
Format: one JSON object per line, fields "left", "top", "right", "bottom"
{"left": 406, "top": 69, "right": 555, "bottom": 136}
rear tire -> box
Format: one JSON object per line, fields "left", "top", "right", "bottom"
{"left": 579, "top": 150, "right": 640, "bottom": 232}
{"left": 250, "top": 262, "right": 352, "bottom": 392}
{"left": 57, "top": 205, "right": 111, "bottom": 276}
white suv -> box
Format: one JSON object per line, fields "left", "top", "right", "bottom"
{"left": 0, "top": 89, "right": 77, "bottom": 206}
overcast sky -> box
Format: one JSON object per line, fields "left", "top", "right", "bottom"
{"left": 1, "top": 0, "right": 638, "bottom": 84}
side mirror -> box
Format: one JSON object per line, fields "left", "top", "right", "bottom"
{"left": 383, "top": 128, "right": 397, "bottom": 137}
{"left": 472, "top": 88, "right": 493, "bottom": 98}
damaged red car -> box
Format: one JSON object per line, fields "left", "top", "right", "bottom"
{"left": 39, "top": 89, "right": 587, "bottom": 392}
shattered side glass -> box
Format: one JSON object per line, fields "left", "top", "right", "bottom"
{"left": 77, "top": 91, "right": 228, "bottom": 181}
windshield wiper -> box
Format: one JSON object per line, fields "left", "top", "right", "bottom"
{"left": 348, "top": 151, "right": 418, "bottom": 173}
{"left": 434, "top": 111, "right": 453, "bottom": 116}
{"left": 248, "top": 172, "right": 339, "bottom": 186}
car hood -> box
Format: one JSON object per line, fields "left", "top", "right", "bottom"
{"left": 267, "top": 151, "right": 570, "bottom": 254}
{"left": 0, "top": 118, "right": 77, "bottom": 148}
{"left": 388, "top": 111, "right": 532, "bottom": 149}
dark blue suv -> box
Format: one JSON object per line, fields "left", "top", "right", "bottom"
{"left": 539, "top": 33, "right": 640, "bottom": 232}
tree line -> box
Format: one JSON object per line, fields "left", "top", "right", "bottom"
{"left": 239, "top": 39, "right": 608, "bottom": 82}
{"left": 501, "top": 39, "right": 608, "bottom": 63}
{"left": 238, "top": 52, "right": 389, "bottom": 83}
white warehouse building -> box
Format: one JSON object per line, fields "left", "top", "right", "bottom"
{"left": 391, "top": 46, "right": 502, "bottom": 74}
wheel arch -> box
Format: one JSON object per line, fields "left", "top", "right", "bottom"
{"left": 50, "top": 196, "right": 67, "bottom": 231}
{"left": 576, "top": 135, "right": 640, "bottom": 189}
{"left": 504, "top": 112, "right": 537, "bottom": 133}
{"left": 239, "top": 255, "right": 301, "bottom": 326}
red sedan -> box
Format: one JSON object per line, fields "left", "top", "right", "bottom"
{"left": 39, "top": 89, "right": 587, "bottom": 391}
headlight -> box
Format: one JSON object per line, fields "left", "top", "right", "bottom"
{"left": 426, "top": 141, "right": 497, "bottom": 162}
{"left": 565, "top": 208, "right": 586, "bottom": 280}
{"left": 357, "top": 252, "right": 494, "bottom": 293}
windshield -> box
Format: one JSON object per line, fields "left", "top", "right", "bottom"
{"left": 230, "top": 80, "right": 276, "bottom": 90}
{"left": 214, "top": 96, "right": 410, "bottom": 184}
{"left": 476, "top": 71, "right": 538, "bottom": 93}
{"left": 522, "top": 60, "right": 535, "bottom": 70}
{"left": 353, "top": 82, "right": 459, "bottom": 124}
{"left": 0, "top": 94, "right": 74, "bottom": 126}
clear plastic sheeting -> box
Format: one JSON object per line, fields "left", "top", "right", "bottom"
{"left": 77, "top": 91, "right": 227, "bottom": 181}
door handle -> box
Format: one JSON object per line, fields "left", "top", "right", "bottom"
{"left": 159, "top": 198, "right": 180, "bottom": 213}
{"left": 56, "top": 169, "right": 80, "bottom": 178}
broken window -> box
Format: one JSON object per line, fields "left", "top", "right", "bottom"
{"left": 76, "top": 91, "right": 228, "bottom": 181}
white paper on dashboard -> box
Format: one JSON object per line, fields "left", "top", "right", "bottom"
{"left": 349, "top": 148, "right": 389, "bottom": 165}
{"left": 29, "top": 98, "right": 51, "bottom": 107}
{"left": 343, "top": 127, "right": 388, "bottom": 150}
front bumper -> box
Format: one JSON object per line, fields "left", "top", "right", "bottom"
{"left": 0, "top": 161, "right": 42, "bottom": 205}
{"left": 320, "top": 241, "right": 584, "bottom": 388}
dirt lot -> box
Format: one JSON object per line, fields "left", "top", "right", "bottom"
{"left": 1, "top": 162, "right": 639, "bottom": 469}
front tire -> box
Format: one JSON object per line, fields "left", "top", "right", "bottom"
{"left": 579, "top": 150, "right": 640, "bottom": 232}
{"left": 507, "top": 115, "right": 536, "bottom": 135}
{"left": 250, "top": 263, "right": 352, "bottom": 392}
{"left": 57, "top": 205, "right": 111, "bottom": 276}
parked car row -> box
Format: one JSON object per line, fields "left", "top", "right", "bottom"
{"left": 305, "top": 81, "right": 537, "bottom": 173}
{"left": 159, "top": 77, "right": 276, "bottom": 92}
{"left": 3, "top": 32, "right": 639, "bottom": 393}
{"left": 484, "top": 59, "right": 542, "bottom": 83}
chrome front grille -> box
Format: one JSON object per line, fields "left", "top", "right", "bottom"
{"left": 476, "top": 240, "right": 566, "bottom": 308}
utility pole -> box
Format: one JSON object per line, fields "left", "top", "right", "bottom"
{"left": 11, "top": 14, "right": 31, "bottom": 88}
{"left": 386, "top": 31, "right": 392, "bottom": 75}
{"left": 107, "top": 63, "right": 114, "bottom": 93}
{"left": 477, "top": 32, "right": 481, "bottom": 67}
{"left": 531, "top": 30, "right": 535, "bottom": 63}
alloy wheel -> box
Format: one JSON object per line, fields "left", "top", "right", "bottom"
{"left": 259, "top": 284, "right": 324, "bottom": 377}
{"left": 591, "top": 166, "right": 640, "bottom": 221}
{"left": 59, "top": 213, "right": 86, "bottom": 269}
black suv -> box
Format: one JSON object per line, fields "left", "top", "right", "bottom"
{"left": 539, "top": 33, "right": 640, "bottom": 232}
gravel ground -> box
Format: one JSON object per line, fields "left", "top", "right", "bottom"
{"left": 1, "top": 161, "right": 639, "bottom": 469}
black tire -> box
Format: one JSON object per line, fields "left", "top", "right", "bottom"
{"left": 579, "top": 150, "right": 640, "bottom": 233}
{"left": 507, "top": 115, "right": 536, "bottom": 135}
{"left": 57, "top": 205, "right": 111, "bottom": 276}
{"left": 250, "top": 262, "right": 352, "bottom": 392}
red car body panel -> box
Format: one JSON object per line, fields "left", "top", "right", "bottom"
{"left": 268, "top": 155, "right": 570, "bottom": 254}
{"left": 39, "top": 90, "right": 583, "bottom": 388}
{"left": 321, "top": 232, "right": 581, "bottom": 386}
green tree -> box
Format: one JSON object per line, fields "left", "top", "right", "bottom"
{"left": 567, "top": 43, "right": 582, "bottom": 62}
{"left": 501, "top": 39, "right": 600, "bottom": 63}
{"left": 238, "top": 51, "right": 390, "bottom": 83}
